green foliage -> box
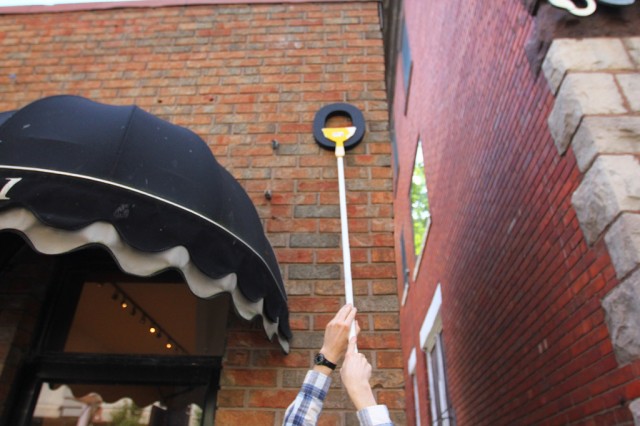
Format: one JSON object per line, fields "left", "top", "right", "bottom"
{"left": 411, "top": 143, "right": 431, "bottom": 256}
{"left": 109, "top": 401, "right": 141, "bottom": 426}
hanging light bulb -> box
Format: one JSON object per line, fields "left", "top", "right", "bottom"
{"left": 149, "top": 326, "right": 157, "bottom": 334}
{"left": 121, "top": 300, "right": 128, "bottom": 309}
{"left": 166, "top": 342, "right": 173, "bottom": 349}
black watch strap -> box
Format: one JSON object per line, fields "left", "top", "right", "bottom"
{"left": 314, "top": 353, "right": 337, "bottom": 370}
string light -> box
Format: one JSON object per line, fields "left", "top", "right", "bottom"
{"left": 109, "top": 283, "right": 188, "bottom": 354}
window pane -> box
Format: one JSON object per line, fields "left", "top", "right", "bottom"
{"left": 412, "top": 374, "right": 422, "bottom": 426}
{"left": 401, "top": 20, "right": 412, "bottom": 96}
{"left": 32, "top": 382, "right": 205, "bottom": 425}
{"left": 411, "top": 141, "right": 431, "bottom": 256}
{"left": 64, "top": 281, "right": 229, "bottom": 356}
{"left": 426, "top": 350, "right": 439, "bottom": 425}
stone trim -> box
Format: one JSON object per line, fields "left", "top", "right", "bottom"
{"left": 543, "top": 37, "right": 640, "bottom": 377}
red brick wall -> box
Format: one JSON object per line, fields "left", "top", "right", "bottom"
{"left": 0, "top": 2, "right": 403, "bottom": 425}
{"left": 393, "top": 1, "right": 640, "bottom": 425}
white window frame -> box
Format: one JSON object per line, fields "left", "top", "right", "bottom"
{"left": 408, "top": 348, "right": 422, "bottom": 426}
{"left": 420, "top": 284, "right": 454, "bottom": 426}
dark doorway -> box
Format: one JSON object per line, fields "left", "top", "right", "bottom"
{"left": 3, "top": 245, "right": 227, "bottom": 426}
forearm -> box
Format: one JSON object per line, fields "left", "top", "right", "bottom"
{"left": 345, "top": 382, "right": 377, "bottom": 411}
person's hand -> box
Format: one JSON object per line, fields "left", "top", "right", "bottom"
{"left": 340, "top": 335, "right": 377, "bottom": 410}
{"left": 319, "top": 304, "right": 358, "bottom": 364}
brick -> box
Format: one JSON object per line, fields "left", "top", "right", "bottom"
{"left": 252, "top": 350, "right": 309, "bottom": 368}
{"left": 248, "top": 389, "right": 298, "bottom": 408}
{"left": 276, "top": 249, "right": 313, "bottom": 264}
{"left": 372, "top": 313, "right": 399, "bottom": 331}
{"left": 215, "top": 410, "right": 275, "bottom": 425}
{"left": 357, "top": 332, "right": 401, "bottom": 349}
{"left": 224, "top": 350, "right": 250, "bottom": 367}
{"left": 290, "top": 233, "right": 340, "bottom": 248}
{"left": 220, "top": 369, "right": 277, "bottom": 387}
{"left": 217, "top": 389, "right": 245, "bottom": 407}
{"left": 353, "top": 295, "right": 398, "bottom": 312}
{"left": 0, "top": 2, "right": 401, "bottom": 425}
{"left": 288, "top": 314, "right": 311, "bottom": 331}
{"left": 287, "top": 297, "right": 342, "bottom": 314}
{"left": 376, "top": 351, "right": 403, "bottom": 369}
{"left": 376, "top": 390, "right": 405, "bottom": 409}
{"left": 294, "top": 205, "right": 340, "bottom": 218}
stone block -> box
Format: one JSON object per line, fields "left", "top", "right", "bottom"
{"left": 617, "top": 73, "right": 640, "bottom": 112}
{"left": 629, "top": 398, "right": 640, "bottom": 425}
{"left": 547, "top": 73, "right": 626, "bottom": 154}
{"left": 624, "top": 37, "right": 640, "bottom": 67}
{"left": 602, "top": 269, "right": 640, "bottom": 365}
{"left": 543, "top": 38, "right": 633, "bottom": 94}
{"left": 572, "top": 116, "right": 640, "bottom": 172}
{"left": 572, "top": 155, "right": 640, "bottom": 244}
{"left": 605, "top": 213, "right": 640, "bottom": 280}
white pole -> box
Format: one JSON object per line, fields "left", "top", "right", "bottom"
{"left": 336, "top": 155, "right": 357, "bottom": 340}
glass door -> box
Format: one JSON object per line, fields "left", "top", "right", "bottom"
{"left": 7, "top": 249, "right": 228, "bottom": 426}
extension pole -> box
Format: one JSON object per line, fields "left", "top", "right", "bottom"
{"left": 322, "top": 127, "right": 357, "bottom": 341}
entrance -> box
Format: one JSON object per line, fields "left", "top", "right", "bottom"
{"left": 4, "top": 246, "right": 227, "bottom": 426}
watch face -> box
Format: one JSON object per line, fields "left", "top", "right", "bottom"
{"left": 314, "top": 353, "right": 325, "bottom": 364}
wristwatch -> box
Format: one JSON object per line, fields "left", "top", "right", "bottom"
{"left": 314, "top": 353, "right": 337, "bottom": 370}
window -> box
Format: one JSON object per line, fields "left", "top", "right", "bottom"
{"left": 400, "top": 231, "right": 411, "bottom": 306}
{"left": 420, "top": 284, "right": 455, "bottom": 426}
{"left": 426, "top": 332, "right": 453, "bottom": 426}
{"left": 411, "top": 140, "right": 431, "bottom": 259}
{"left": 400, "top": 17, "right": 413, "bottom": 109}
{"left": 390, "top": 123, "right": 400, "bottom": 195}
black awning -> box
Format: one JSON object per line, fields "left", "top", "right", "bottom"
{"left": 0, "top": 95, "right": 291, "bottom": 351}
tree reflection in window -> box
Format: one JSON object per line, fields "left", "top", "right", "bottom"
{"left": 410, "top": 140, "right": 431, "bottom": 256}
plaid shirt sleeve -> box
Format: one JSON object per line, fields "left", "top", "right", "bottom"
{"left": 283, "top": 370, "right": 332, "bottom": 426}
{"left": 356, "top": 405, "right": 394, "bottom": 426}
